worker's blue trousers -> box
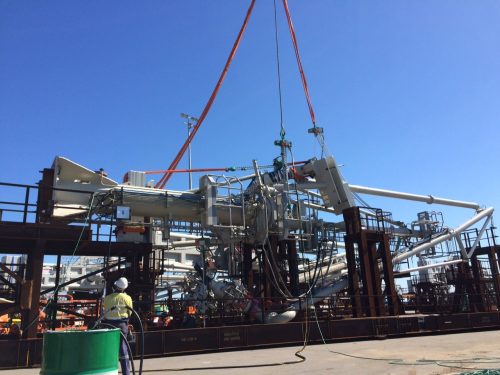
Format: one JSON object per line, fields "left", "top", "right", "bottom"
{"left": 103, "top": 319, "right": 131, "bottom": 375}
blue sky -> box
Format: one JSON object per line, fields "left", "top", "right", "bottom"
{"left": 1, "top": 1, "right": 499, "bottom": 228}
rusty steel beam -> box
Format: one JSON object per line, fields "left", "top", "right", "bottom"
{"left": 0, "top": 263, "right": 25, "bottom": 285}
{"left": 0, "top": 236, "right": 151, "bottom": 257}
{"left": 470, "top": 255, "right": 486, "bottom": 312}
{"left": 345, "top": 237, "right": 362, "bottom": 317}
{"left": 378, "top": 232, "right": 400, "bottom": 315}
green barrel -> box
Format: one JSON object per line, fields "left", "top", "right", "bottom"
{"left": 40, "top": 329, "right": 121, "bottom": 375}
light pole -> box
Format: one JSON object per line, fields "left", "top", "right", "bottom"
{"left": 180, "top": 113, "right": 199, "bottom": 190}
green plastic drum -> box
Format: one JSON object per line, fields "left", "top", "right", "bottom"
{"left": 40, "top": 329, "right": 121, "bottom": 375}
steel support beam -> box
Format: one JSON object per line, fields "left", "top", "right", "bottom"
{"left": 21, "top": 239, "right": 44, "bottom": 339}
{"left": 343, "top": 207, "right": 400, "bottom": 318}
{"left": 487, "top": 246, "right": 500, "bottom": 308}
{"left": 36, "top": 168, "right": 54, "bottom": 223}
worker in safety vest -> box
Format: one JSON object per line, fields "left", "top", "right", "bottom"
{"left": 103, "top": 277, "right": 133, "bottom": 375}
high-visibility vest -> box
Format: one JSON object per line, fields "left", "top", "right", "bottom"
{"left": 103, "top": 292, "right": 132, "bottom": 320}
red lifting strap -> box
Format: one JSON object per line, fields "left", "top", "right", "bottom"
{"left": 146, "top": 167, "right": 229, "bottom": 175}
{"left": 282, "top": 0, "right": 316, "bottom": 127}
{"left": 156, "top": 0, "right": 257, "bottom": 189}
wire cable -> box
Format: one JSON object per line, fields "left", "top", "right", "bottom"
{"left": 97, "top": 322, "right": 137, "bottom": 375}
{"left": 126, "top": 306, "right": 145, "bottom": 375}
{"left": 306, "top": 299, "right": 500, "bottom": 371}
{"left": 288, "top": 147, "right": 324, "bottom": 296}
{"left": 140, "top": 355, "right": 305, "bottom": 373}
{"left": 281, "top": 0, "right": 316, "bottom": 127}
{"left": 273, "top": 0, "right": 286, "bottom": 141}
{"left": 67, "top": 193, "right": 96, "bottom": 265}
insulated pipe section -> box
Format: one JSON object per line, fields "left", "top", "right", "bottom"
{"left": 349, "top": 184, "right": 481, "bottom": 210}
{"left": 290, "top": 277, "right": 349, "bottom": 311}
{"left": 393, "top": 207, "right": 494, "bottom": 263}
{"left": 254, "top": 276, "right": 348, "bottom": 323}
{"left": 118, "top": 187, "right": 203, "bottom": 221}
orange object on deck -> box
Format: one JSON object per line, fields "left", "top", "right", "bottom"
{"left": 119, "top": 226, "right": 146, "bottom": 234}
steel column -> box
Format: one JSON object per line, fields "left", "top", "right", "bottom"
{"left": 487, "top": 246, "right": 500, "bottom": 309}
{"left": 358, "top": 233, "right": 377, "bottom": 316}
{"left": 470, "top": 255, "right": 486, "bottom": 312}
{"left": 50, "top": 255, "right": 62, "bottom": 330}
{"left": 378, "top": 233, "right": 400, "bottom": 315}
{"left": 344, "top": 238, "right": 362, "bottom": 317}
{"left": 36, "top": 168, "right": 54, "bottom": 223}
{"left": 22, "top": 240, "right": 44, "bottom": 339}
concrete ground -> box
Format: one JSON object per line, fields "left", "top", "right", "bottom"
{"left": 5, "top": 330, "right": 500, "bottom": 374}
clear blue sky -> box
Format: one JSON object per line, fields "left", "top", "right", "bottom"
{"left": 1, "top": 1, "right": 499, "bottom": 227}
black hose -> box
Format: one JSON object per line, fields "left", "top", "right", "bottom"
{"left": 126, "top": 306, "right": 144, "bottom": 375}
{"left": 140, "top": 351, "right": 305, "bottom": 372}
{"left": 118, "top": 306, "right": 305, "bottom": 373}
{"left": 98, "top": 322, "right": 136, "bottom": 375}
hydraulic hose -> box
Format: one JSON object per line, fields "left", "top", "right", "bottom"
{"left": 92, "top": 305, "right": 144, "bottom": 375}
{"left": 126, "top": 306, "right": 145, "bottom": 375}
{"left": 98, "top": 322, "right": 137, "bottom": 375}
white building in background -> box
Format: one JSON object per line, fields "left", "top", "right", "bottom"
{"left": 0, "top": 255, "right": 103, "bottom": 292}
{"left": 40, "top": 257, "right": 106, "bottom": 293}
{"left": 153, "top": 230, "right": 199, "bottom": 264}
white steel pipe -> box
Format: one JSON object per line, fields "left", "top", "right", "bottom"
{"left": 299, "top": 261, "right": 346, "bottom": 283}
{"left": 349, "top": 184, "right": 481, "bottom": 210}
{"left": 393, "top": 207, "right": 494, "bottom": 263}
{"left": 394, "top": 259, "right": 465, "bottom": 276}
{"left": 171, "top": 240, "right": 197, "bottom": 248}
{"left": 289, "top": 198, "right": 336, "bottom": 214}
{"left": 455, "top": 235, "right": 469, "bottom": 259}
{"left": 169, "top": 232, "right": 202, "bottom": 239}
{"left": 157, "top": 275, "right": 188, "bottom": 281}
{"left": 290, "top": 277, "right": 349, "bottom": 311}
{"left": 163, "top": 260, "right": 195, "bottom": 271}
{"left": 467, "top": 215, "right": 493, "bottom": 258}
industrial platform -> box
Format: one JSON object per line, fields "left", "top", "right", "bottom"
{"left": 3, "top": 330, "right": 500, "bottom": 375}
